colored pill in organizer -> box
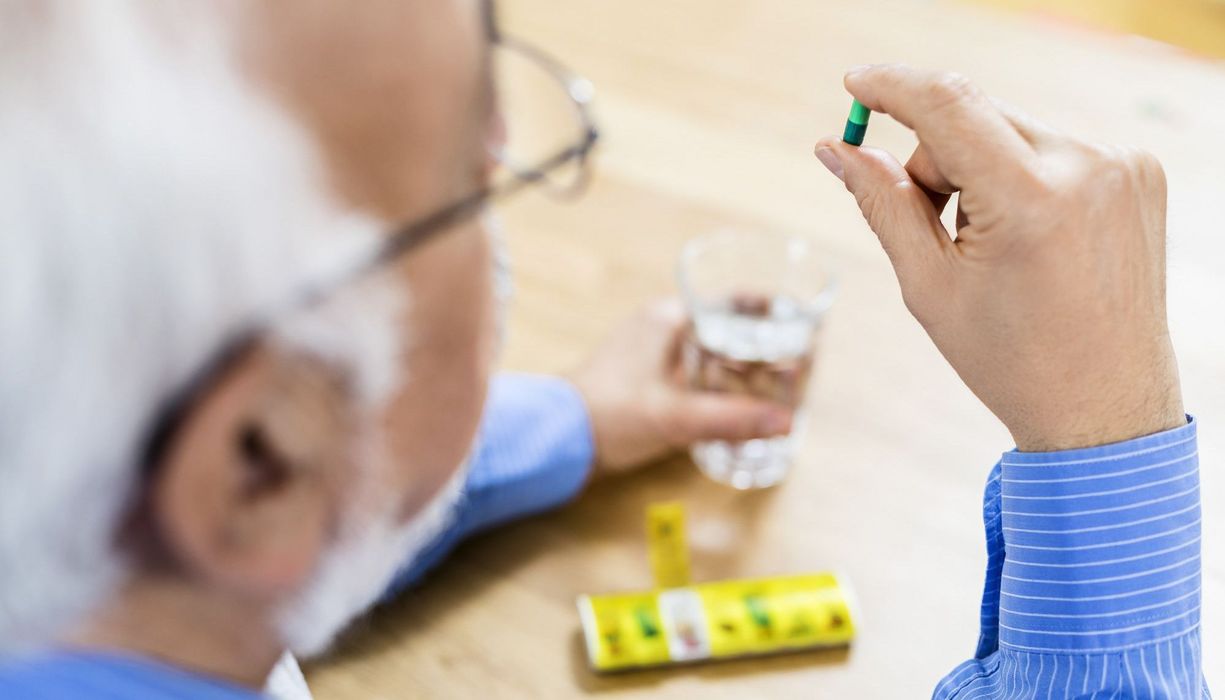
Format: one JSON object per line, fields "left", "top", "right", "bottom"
{"left": 577, "top": 572, "right": 857, "bottom": 671}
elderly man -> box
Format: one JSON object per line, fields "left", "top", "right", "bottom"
{"left": 0, "top": 1, "right": 1207, "bottom": 699}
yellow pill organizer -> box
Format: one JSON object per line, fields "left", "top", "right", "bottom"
{"left": 577, "top": 503, "right": 857, "bottom": 671}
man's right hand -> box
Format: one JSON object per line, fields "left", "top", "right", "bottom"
{"left": 813, "top": 64, "right": 1184, "bottom": 451}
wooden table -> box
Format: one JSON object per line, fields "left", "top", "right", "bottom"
{"left": 306, "top": 1, "right": 1225, "bottom": 696}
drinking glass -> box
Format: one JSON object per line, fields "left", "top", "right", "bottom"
{"left": 678, "top": 230, "right": 835, "bottom": 489}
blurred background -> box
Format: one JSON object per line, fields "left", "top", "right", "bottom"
{"left": 307, "top": 1, "right": 1225, "bottom": 697}
{"left": 977, "top": 0, "right": 1225, "bottom": 57}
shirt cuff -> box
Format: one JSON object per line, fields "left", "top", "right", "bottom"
{"left": 997, "top": 416, "right": 1201, "bottom": 653}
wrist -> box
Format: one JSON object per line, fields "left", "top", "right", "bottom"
{"left": 559, "top": 372, "right": 605, "bottom": 478}
{"left": 1014, "top": 410, "right": 1186, "bottom": 452}
{"left": 1011, "top": 374, "right": 1184, "bottom": 453}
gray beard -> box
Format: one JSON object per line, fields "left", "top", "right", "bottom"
{"left": 274, "top": 449, "right": 471, "bottom": 658}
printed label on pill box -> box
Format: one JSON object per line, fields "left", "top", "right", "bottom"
{"left": 657, "top": 589, "right": 711, "bottom": 661}
{"left": 578, "top": 572, "right": 855, "bottom": 671}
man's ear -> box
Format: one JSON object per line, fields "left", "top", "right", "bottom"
{"left": 150, "top": 347, "right": 352, "bottom": 599}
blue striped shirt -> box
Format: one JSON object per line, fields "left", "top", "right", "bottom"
{"left": 936, "top": 416, "right": 1210, "bottom": 699}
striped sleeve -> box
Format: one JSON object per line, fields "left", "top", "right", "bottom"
{"left": 935, "top": 417, "right": 1210, "bottom": 699}
{"left": 997, "top": 417, "right": 1201, "bottom": 655}
{"left": 453, "top": 372, "right": 595, "bottom": 535}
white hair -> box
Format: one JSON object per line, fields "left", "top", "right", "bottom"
{"left": 276, "top": 445, "right": 468, "bottom": 657}
{"left": 0, "top": 1, "right": 406, "bottom": 650}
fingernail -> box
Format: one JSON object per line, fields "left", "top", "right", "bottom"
{"left": 815, "top": 147, "right": 844, "bottom": 181}
{"left": 845, "top": 64, "right": 871, "bottom": 77}
{"left": 760, "top": 410, "right": 792, "bottom": 435}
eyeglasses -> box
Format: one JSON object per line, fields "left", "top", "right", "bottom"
{"left": 140, "top": 31, "right": 600, "bottom": 474}
{"left": 360, "top": 34, "right": 600, "bottom": 277}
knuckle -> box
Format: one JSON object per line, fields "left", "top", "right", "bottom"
{"left": 661, "top": 407, "right": 697, "bottom": 441}
{"left": 1043, "top": 141, "right": 1169, "bottom": 223}
{"left": 1097, "top": 143, "right": 1136, "bottom": 173}
{"left": 1066, "top": 142, "right": 1130, "bottom": 193}
{"left": 1129, "top": 148, "right": 1167, "bottom": 191}
{"left": 1062, "top": 137, "right": 1104, "bottom": 166}
{"left": 927, "top": 72, "right": 978, "bottom": 111}
{"left": 1087, "top": 144, "right": 1161, "bottom": 194}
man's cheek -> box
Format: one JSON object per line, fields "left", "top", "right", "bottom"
{"left": 482, "top": 210, "right": 513, "bottom": 357}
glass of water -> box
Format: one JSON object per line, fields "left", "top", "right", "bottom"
{"left": 678, "top": 230, "right": 835, "bottom": 489}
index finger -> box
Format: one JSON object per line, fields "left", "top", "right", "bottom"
{"left": 845, "top": 64, "right": 1037, "bottom": 190}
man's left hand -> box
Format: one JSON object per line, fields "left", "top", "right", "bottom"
{"left": 568, "top": 299, "right": 794, "bottom": 475}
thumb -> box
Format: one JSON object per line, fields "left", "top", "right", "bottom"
{"left": 666, "top": 392, "right": 793, "bottom": 445}
{"left": 814, "top": 137, "right": 951, "bottom": 284}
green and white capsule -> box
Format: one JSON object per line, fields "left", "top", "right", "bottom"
{"left": 842, "top": 99, "right": 870, "bottom": 146}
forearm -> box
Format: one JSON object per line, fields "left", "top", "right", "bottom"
{"left": 383, "top": 373, "right": 594, "bottom": 595}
